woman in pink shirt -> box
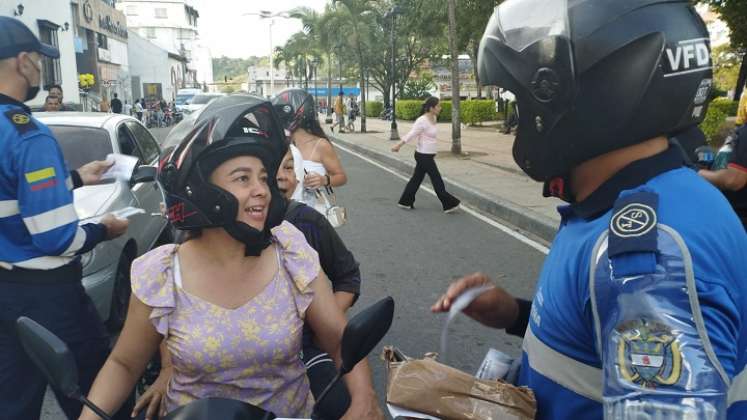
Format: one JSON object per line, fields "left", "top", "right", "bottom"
{"left": 391, "top": 96, "right": 460, "bottom": 212}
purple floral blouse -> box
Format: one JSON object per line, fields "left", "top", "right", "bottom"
{"left": 131, "top": 222, "right": 320, "bottom": 417}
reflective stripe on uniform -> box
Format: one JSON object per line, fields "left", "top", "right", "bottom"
{"left": 523, "top": 326, "right": 603, "bottom": 402}
{"left": 0, "top": 199, "right": 19, "bottom": 217}
{"left": 62, "top": 227, "right": 87, "bottom": 255}
{"left": 10, "top": 255, "right": 72, "bottom": 270}
{"left": 729, "top": 367, "right": 747, "bottom": 406}
{"left": 22, "top": 203, "right": 77, "bottom": 235}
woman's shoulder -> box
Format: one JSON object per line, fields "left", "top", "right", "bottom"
{"left": 272, "top": 222, "right": 320, "bottom": 287}
{"left": 131, "top": 244, "right": 178, "bottom": 309}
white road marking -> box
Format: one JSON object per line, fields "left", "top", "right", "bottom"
{"left": 334, "top": 142, "right": 550, "bottom": 255}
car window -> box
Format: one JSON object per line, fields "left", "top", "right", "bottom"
{"left": 125, "top": 120, "right": 161, "bottom": 164}
{"left": 48, "top": 126, "right": 113, "bottom": 170}
{"left": 117, "top": 124, "right": 144, "bottom": 163}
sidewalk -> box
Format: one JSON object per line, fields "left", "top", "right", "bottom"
{"left": 329, "top": 116, "right": 563, "bottom": 243}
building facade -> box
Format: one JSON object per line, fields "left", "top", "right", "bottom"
{"left": 116, "top": 0, "right": 211, "bottom": 87}
{"left": 73, "top": 0, "right": 131, "bottom": 109}
{"left": 1, "top": 0, "right": 79, "bottom": 109}
{"left": 127, "top": 29, "right": 174, "bottom": 104}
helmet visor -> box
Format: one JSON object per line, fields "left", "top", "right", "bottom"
{"left": 490, "top": 0, "right": 569, "bottom": 52}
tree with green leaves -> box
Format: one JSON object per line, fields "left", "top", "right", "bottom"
{"left": 456, "top": 0, "right": 501, "bottom": 98}
{"left": 699, "top": 1, "right": 747, "bottom": 101}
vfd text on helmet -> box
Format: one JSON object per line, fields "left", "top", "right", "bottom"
{"left": 664, "top": 38, "right": 710, "bottom": 77}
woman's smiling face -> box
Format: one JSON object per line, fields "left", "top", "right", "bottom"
{"left": 210, "top": 155, "right": 271, "bottom": 231}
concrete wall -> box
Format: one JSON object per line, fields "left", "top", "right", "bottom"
{"left": 0, "top": 0, "right": 79, "bottom": 108}
{"left": 127, "top": 30, "right": 172, "bottom": 101}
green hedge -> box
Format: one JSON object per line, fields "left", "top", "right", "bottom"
{"left": 395, "top": 99, "right": 498, "bottom": 124}
{"left": 365, "top": 101, "right": 383, "bottom": 118}
{"left": 395, "top": 100, "right": 422, "bottom": 121}
{"left": 461, "top": 100, "right": 498, "bottom": 125}
{"left": 700, "top": 105, "right": 728, "bottom": 144}
{"left": 709, "top": 97, "right": 738, "bottom": 117}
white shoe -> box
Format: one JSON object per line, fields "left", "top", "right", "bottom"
{"left": 397, "top": 204, "right": 414, "bottom": 210}
{"left": 444, "top": 204, "right": 460, "bottom": 214}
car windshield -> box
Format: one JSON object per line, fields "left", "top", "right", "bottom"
{"left": 190, "top": 95, "right": 219, "bottom": 105}
{"left": 175, "top": 94, "right": 194, "bottom": 105}
{"left": 48, "top": 126, "right": 113, "bottom": 170}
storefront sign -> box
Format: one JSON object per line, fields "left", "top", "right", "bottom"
{"left": 78, "top": 0, "right": 128, "bottom": 41}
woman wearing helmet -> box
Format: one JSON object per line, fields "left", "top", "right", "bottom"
{"left": 272, "top": 88, "right": 348, "bottom": 208}
{"left": 79, "top": 96, "right": 383, "bottom": 420}
{"left": 433, "top": 0, "right": 747, "bottom": 419}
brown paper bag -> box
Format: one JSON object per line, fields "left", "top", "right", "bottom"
{"left": 384, "top": 347, "right": 536, "bottom": 420}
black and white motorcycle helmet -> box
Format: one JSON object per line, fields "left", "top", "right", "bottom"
{"left": 271, "top": 88, "right": 318, "bottom": 134}
{"left": 158, "top": 95, "right": 289, "bottom": 256}
{"left": 477, "top": 0, "right": 714, "bottom": 182}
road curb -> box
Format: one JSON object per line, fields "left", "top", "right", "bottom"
{"left": 330, "top": 135, "right": 558, "bottom": 244}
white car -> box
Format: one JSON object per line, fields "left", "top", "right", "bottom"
{"left": 36, "top": 112, "right": 171, "bottom": 330}
{"left": 181, "top": 93, "right": 224, "bottom": 115}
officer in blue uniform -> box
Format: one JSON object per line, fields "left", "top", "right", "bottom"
{"left": 0, "top": 17, "right": 130, "bottom": 419}
{"left": 432, "top": 1, "right": 747, "bottom": 419}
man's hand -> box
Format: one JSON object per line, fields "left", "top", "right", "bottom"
{"left": 431, "top": 272, "right": 519, "bottom": 330}
{"left": 341, "top": 390, "right": 386, "bottom": 420}
{"left": 132, "top": 366, "right": 171, "bottom": 420}
{"left": 77, "top": 159, "right": 114, "bottom": 186}
{"left": 100, "top": 214, "right": 128, "bottom": 240}
{"left": 391, "top": 142, "right": 402, "bottom": 153}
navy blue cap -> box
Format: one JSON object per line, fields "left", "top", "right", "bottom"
{"left": 0, "top": 16, "right": 60, "bottom": 60}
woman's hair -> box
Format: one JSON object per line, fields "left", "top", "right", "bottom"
{"left": 300, "top": 117, "right": 331, "bottom": 142}
{"left": 420, "top": 96, "right": 440, "bottom": 116}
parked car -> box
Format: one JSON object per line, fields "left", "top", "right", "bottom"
{"left": 36, "top": 112, "right": 171, "bottom": 330}
{"left": 181, "top": 93, "right": 224, "bottom": 115}
{"left": 174, "top": 88, "right": 203, "bottom": 113}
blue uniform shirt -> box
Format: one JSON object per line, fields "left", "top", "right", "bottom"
{"left": 0, "top": 94, "right": 105, "bottom": 270}
{"left": 518, "top": 146, "right": 747, "bottom": 419}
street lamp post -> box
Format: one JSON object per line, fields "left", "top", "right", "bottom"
{"left": 386, "top": 6, "right": 401, "bottom": 141}
{"left": 243, "top": 10, "right": 291, "bottom": 98}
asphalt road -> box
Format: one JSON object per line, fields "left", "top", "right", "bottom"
{"left": 42, "top": 126, "right": 547, "bottom": 418}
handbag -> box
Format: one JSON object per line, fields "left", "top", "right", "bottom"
{"left": 313, "top": 185, "right": 347, "bottom": 228}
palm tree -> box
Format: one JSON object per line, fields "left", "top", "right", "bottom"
{"left": 333, "top": 0, "right": 379, "bottom": 133}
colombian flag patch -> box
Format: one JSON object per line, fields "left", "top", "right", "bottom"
{"left": 25, "top": 167, "right": 57, "bottom": 191}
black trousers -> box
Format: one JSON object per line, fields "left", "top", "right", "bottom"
{"left": 399, "top": 151, "right": 460, "bottom": 210}
{"left": 0, "top": 272, "right": 133, "bottom": 420}
{"left": 303, "top": 344, "right": 351, "bottom": 419}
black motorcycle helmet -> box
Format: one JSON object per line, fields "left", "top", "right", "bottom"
{"left": 477, "top": 0, "right": 714, "bottom": 182}
{"left": 271, "top": 88, "right": 318, "bottom": 133}
{"left": 158, "top": 95, "right": 289, "bottom": 256}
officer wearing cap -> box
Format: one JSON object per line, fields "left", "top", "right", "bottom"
{"left": 433, "top": 0, "right": 747, "bottom": 418}
{"left": 0, "top": 16, "right": 130, "bottom": 419}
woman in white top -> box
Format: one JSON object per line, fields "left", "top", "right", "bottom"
{"left": 272, "top": 89, "right": 348, "bottom": 209}
{"left": 391, "top": 96, "right": 460, "bottom": 213}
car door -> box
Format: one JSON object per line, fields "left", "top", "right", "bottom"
{"left": 115, "top": 122, "right": 159, "bottom": 250}
{"left": 123, "top": 120, "right": 167, "bottom": 248}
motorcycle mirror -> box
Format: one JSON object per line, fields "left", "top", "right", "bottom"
{"left": 312, "top": 297, "right": 395, "bottom": 413}
{"left": 16, "top": 317, "right": 114, "bottom": 420}
{"left": 16, "top": 317, "right": 81, "bottom": 398}
{"left": 131, "top": 165, "right": 157, "bottom": 184}
{"left": 340, "top": 296, "right": 395, "bottom": 374}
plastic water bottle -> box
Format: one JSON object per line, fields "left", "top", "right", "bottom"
{"left": 475, "top": 348, "right": 514, "bottom": 381}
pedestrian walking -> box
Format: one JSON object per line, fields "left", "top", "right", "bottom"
{"left": 134, "top": 99, "right": 144, "bottom": 122}
{"left": 110, "top": 93, "right": 123, "bottom": 114}
{"left": 123, "top": 99, "right": 132, "bottom": 116}
{"left": 391, "top": 96, "right": 460, "bottom": 213}
{"left": 0, "top": 16, "right": 131, "bottom": 420}
{"left": 433, "top": 0, "right": 747, "bottom": 418}
{"left": 330, "top": 91, "right": 346, "bottom": 133}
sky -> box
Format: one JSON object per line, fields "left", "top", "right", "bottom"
{"left": 192, "top": 0, "right": 328, "bottom": 59}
